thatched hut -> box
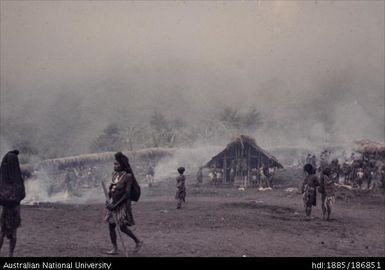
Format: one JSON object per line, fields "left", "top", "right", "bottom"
{"left": 202, "top": 135, "right": 283, "bottom": 185}
{"left": 353, "top": 140, "right": 385, "bottom": 160}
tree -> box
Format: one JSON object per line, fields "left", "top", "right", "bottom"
{"left": 241, "top": 107, "right": 263, "bottom": 131}
{"left": 90, "top": 123, "right": 125, "bottom": 152}
{"left": 219, "top": 106, "right": 241, "bottom": 130}
{"left": 149, "top": 111, "right": 178, "bottom": 147}
{"left": 124, "top": 125, "right": 143, "bottom": 151}
{"left": 150, "top": 111, "right": 170, "bottom": 133}
{"left": 218, "top": 106, "right": 263, "bottom": 133}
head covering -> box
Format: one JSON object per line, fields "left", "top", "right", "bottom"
{"left": 114, "top": 152, "right": 131, "bottom": 172}
{"left": 304, "top": 163, "right": 316, "bottom": 175}
{"left": 177, "top": 167, "right": 185, "bottom": 174}
{"left": 114, "top": 152, "right": 137, "bottom": 181}
{"left": 1, "top": 150, "right": 22, "bottom": 184}
{"left": 322, "top": 167, "right": 331, "bottom": 177}
{"left": 0, "top": 150, "right": 25, "bottom": 204}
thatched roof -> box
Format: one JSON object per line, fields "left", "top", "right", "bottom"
{"left": 38, "top": 148, "right": 176, "bottom": 170}
{"left": 204, "top": 135, "right": 283, "bottom": 168}
{"left": 353, "top": 139, "right": 385, "bottom": 154}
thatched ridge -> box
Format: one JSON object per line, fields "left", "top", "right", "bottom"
{"left": 204, "top": 135, "right": 283, "bottom": 168}
{"left": 38, "top": 148, "right": 176, "bottom": 170}
{"left": 353, "top": 139, "right": 385, "bottom": 155}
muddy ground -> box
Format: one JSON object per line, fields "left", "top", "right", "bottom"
{"left": 3, "top": 176, "right": 384, "bottom": 257}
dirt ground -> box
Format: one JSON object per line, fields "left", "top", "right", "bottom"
{"left": 3, "top": 178, "right": 385, "bottom": 257}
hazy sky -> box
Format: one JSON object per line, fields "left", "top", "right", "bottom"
{"left": 1, "top": 1, "right": 384, "bottom": 155}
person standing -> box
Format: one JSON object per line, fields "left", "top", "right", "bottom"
{"left": 146, "top": 165, "right": 155, "bottom": 187}
{"left": 301, "top": 164, "right": 319, "bottom": 220}
{"left": 175, "top": 167, "right": 186, "bottom": 209}
{"left": 0, "top": 150, "right": 26, "bottom": 257}
{"left": 196, "top": 167, "right": 203, "bottom": 184}
{"left": 319, "top": 167, "right": 336, "bottom": 221}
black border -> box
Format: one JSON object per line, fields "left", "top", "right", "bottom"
{"left": 0, "top": 257, "right": 384, "bottom": 270}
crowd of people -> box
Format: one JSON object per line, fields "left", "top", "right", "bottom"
{"left": 207, "top": 162, "right": 278, "bottom": 189}
{"left": 1, "top": 147, "right": 384, "bottom": 256}
{"left": 301, "top": 149, "right": 385, "bottom": 221}
{"left": 305, "top": 150, "right": 385, "bottom": 191}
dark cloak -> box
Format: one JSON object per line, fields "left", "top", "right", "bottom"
{"left": 0, "top": 150, "right": 26, "bottom": 205}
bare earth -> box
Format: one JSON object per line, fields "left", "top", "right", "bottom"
{"left": 4, "top": 180, "right": 385, "bottom": 257}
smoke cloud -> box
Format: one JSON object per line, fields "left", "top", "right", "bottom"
{"left": 1, "top": 1, "right": 384, "bottom": 159}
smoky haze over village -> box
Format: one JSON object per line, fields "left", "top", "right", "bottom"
{"left": 0, "top": 1, "right": 384, "bottom": 160}
{"left": 0, "top": 1, "right": 384, "bottom": 258}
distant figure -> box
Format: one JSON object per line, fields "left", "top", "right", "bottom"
{"left": 342, "top": 161, "right": 351, "bottom": 185}
{"left": 196, "top": 168, "right": 203, "bottom": 184}
{"left": 86, "top": 167, "right": 96, "bottom": 188}
{"left": 208, "top": 168, "right": 217, "bottom": 185}
{"left": 366, "top": 161, "right": 376, "bottom": 190}
{"left": 263, "top": 165, "right": 271, "bottom": 188}
{"left": 302, "top": 164, "right": 319, "bottom": 220}
{"left": 268, "top": 167, "right": 276, "bottom": 187}
{"left": 175, "top": 167, "right": 186, "bottom": 209}
{"left": 104, "top": 152, "right": 142, "bottom": 255}
{"left": 319, "top": 167, "right": 336, "bottom": 221}
{"left": 229, "top": 160, "right": 236, "bottom": 183}
{"left": 349, "top": 153, "right": 356, "bottom": 162}
{"left": 259, "top": 166, "right": 270, "bottom": 188}
{"left": 64, "top": 168, "right": 77, "bottom": 196}
{"left": 216, "top": 169, "right": 223, "bottom": 185}
{"left": 0, "top": 150, "right": 26, "bottom": 257}
{"left": 229, "top": 167, "right": 235, "bottom": 183}
{"left": 250, "top": 168, "right": 258, "bottom": 188}
{"left": 380, "top": 165, "right": 385, "bottom": 189}
{"left": 236, "top": 160, "right": 242, "bottom": 178}
{"left": 330, "top": 159, "right": 340, "bottom": 183}
{"left": 310, "top": 155, "right": 317, "bottom": 169}
{"left": 319, "top": 154, "right": 328, "bottom": 175}
{"left": 305, "top": 154, "right": 312, "bottom": 165}
{"left": 356, "top": 167, "right": 365, "bottom": 189}
{"left": 146, "top": 166, "right": 155, "bottom": 187}
{"left": 240, "top": 158, "right": 248, "bottom": 181}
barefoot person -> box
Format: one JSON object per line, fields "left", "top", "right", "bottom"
{"left": 105, "top": 152, "right": 142, "bottom": 254}
{"left": 175, "top": 167, "right": 186, "bottom": 209}
{"left": 319, "top": 167, "right": 336, "bottom": 221}
{"left": 145, "top": 165, "right": 155, "bottom": 187}
{"left": 0, "top": 150, "right": 26, "bottom": 257}
{"left": 301, "top": 164, "right": 319, "bottom": 220}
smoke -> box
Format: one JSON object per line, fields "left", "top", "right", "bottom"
{"left": 0, "top": 135, "right": 12, "bottom": 159}
{"left": 22, "top": 169, "right": 64, "bottom": 205}
{"left": 1, "top": 1, "right": 383, "bottom": 160}
{"left": 22, "top": 168, "right": 105, "bottom": 205}
{"left": 23, "top": 179, "right": 105, "bottom": 205}
{"left": 333, "top": 101, "right": 384, "bottom": 143}
{"left": 154, "top": 145, "right": 223, "bottom": 181}
{"left": 23, "top": 171, "right": 53, "bottom": 205}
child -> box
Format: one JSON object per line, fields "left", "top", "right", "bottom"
{"left": 175, "top": 167, "right": 186, "bottom": 209}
